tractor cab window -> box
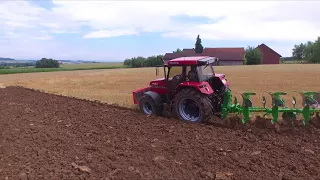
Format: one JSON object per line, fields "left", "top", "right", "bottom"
{"left": 197, "top": 63, "right": 215, "bottom": 81}
{"left": 168, "top": 66, "right": 183, "bottom": 80}
{"left": 186, "top": 65, "right": 198, "bottom": 82}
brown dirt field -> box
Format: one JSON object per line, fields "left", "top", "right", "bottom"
{"left": 1, "top": 86, "right": 320, "bottom": 180}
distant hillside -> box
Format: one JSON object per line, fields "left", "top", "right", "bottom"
{"left": 0, "top": 57, "right": 110, "bottom": 65}
{"left": 58, "top": 60, "right": 102, "bottom": 64}
{"left": 0, "top": 57, "right": 15, "bottom": 61}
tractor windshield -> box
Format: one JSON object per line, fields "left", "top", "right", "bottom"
{"left": 197, "top": 64, "right": 215, "bottom": 81}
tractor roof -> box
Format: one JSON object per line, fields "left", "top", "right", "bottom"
{"left": 167, "top": 56, "right": 217, "bottom": 66}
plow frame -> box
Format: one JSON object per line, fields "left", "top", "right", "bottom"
{"left": 221, "top": 89, "right": 320, "bottom": 125}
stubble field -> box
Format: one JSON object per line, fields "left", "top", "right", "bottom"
{"left": 1, "top": 64, "right": 320, "bottom": 180}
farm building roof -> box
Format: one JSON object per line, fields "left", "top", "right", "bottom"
{"left": 256, "top": 43, "right": 282, "bottom": 57}
{"left": 163, "top": 47, "right": 245, "bottom": 61}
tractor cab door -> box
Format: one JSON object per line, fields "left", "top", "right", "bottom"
{"left": 166, "top": 66, "right": 185, "bottom": 99}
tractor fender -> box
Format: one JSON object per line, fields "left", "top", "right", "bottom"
{"left": 144, "top": 91, "right": 163, "bottom": 107}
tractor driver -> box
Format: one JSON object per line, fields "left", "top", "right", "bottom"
{"left": 187, "top": 66, "right": 198, "bottom": 82}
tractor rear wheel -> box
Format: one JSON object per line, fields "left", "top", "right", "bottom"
{"left": 139, "top": 95, "right": 161, "bottom": 116}
{"left": 173, "top": 88, "right": 213, "bottom": 123}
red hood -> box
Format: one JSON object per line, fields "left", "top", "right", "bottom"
{"left": 150, "top": 78, "right": 166, "bottom": 86}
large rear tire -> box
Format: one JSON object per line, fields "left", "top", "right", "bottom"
{"left": 173, "top": 88, "right": 213, "bottom": 123}
{"left": 139, "top": 95, "right": 161, "bottom": 116}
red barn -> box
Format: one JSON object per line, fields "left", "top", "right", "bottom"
{"left": 256, "top": 43, "right": 282, "bottom": 64}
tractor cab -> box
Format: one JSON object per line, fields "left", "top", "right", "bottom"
{"left": 164, "top": 57, "right": 216, "bottom": 96}
{"left": 164, "top": 56, "right": 217, "bottom": 83}
{"left": 151, "top": 56, "right": 228, "bottom": 100}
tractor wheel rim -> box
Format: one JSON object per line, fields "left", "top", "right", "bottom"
{"left": 178, "top": 98, "right": 200, "bottom": 121}
{"left": 143, "top": 102, "right": 152, "bottom": 115}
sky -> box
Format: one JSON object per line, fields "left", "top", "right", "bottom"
{"left": 0, "top": 0, "right": 319, "bottom": 61}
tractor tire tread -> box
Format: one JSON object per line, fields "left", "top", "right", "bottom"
{"left": 139, "top": 95, "right": 161, "bottom": 116}
{"left": 173, "top": 88, "right": 213, "bottom": 123}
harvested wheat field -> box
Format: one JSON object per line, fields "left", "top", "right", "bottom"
{"left": 1, "top": 86, "right": 320, "bottom": 180}
{"left": 1, "top": 64, "right": 320, "bottom": 109}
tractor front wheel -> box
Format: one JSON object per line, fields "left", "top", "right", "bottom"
{"left": 173, "top": 88, "right": 213, "bottom": 123}
{"left": 139, "top": 95, "right": 161, "bottom": 116}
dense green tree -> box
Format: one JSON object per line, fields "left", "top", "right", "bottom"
{"left": 123, "top": 55, "right": 164, "bottom": 68}
{"left": 244, "top": 46, "right": 262, "bottom": 65}
{"left": 195, "top": 35, "right": 203, "bottom": 53}
{"left": 35, "top": 58, "right": 60, "bottom": 68}
{"left": 304, "top": 37, "right": 320, "bottom": 63}
{"left": 292, "top": 43, "right": 306, "bottom": 60}
{"left": 292, "top": 36, "right": 320, "bottom": 64}
{"left": 173, "top": 48, "right": 183, "bottom": 53}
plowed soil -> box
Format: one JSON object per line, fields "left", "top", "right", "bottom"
{"left": 1, "top": 86, "right": 320, "bottom": 180}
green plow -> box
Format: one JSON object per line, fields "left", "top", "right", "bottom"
{"left": 221, "top": 89, "right": 320, "bottom": 125}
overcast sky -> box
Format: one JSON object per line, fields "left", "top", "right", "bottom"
{"left": 0, "top": 0, "right": 319, "bottom": 61}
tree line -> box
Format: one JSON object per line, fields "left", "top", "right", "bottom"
{"left": 292, "top": 37, "right": 320, "bottom": 63}
{"left": 0, "top": 58, "right": 60, "bottom": 68}
{"left": 0, "top": 62, "right": 35, "bottom": 67}
{"left": 123, "top": 55, "right": 164, "bottom": 68}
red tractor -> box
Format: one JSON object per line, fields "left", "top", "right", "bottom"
{"left": 132, "top": 56, "right": 230, "bottom": 123}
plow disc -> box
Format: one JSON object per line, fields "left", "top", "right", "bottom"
{"left": 221, "top": 89, "right": 320, "bottom": 128}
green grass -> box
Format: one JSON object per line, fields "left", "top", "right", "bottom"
{"left": 0, "top": 62, "right": 125, "bottom": 75}
{"left": 60, "top": 62, "right": 123, "bottom": 69}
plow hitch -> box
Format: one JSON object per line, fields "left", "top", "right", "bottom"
{"left": 221, "top": 90, "right": 320, "bottom": 125}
